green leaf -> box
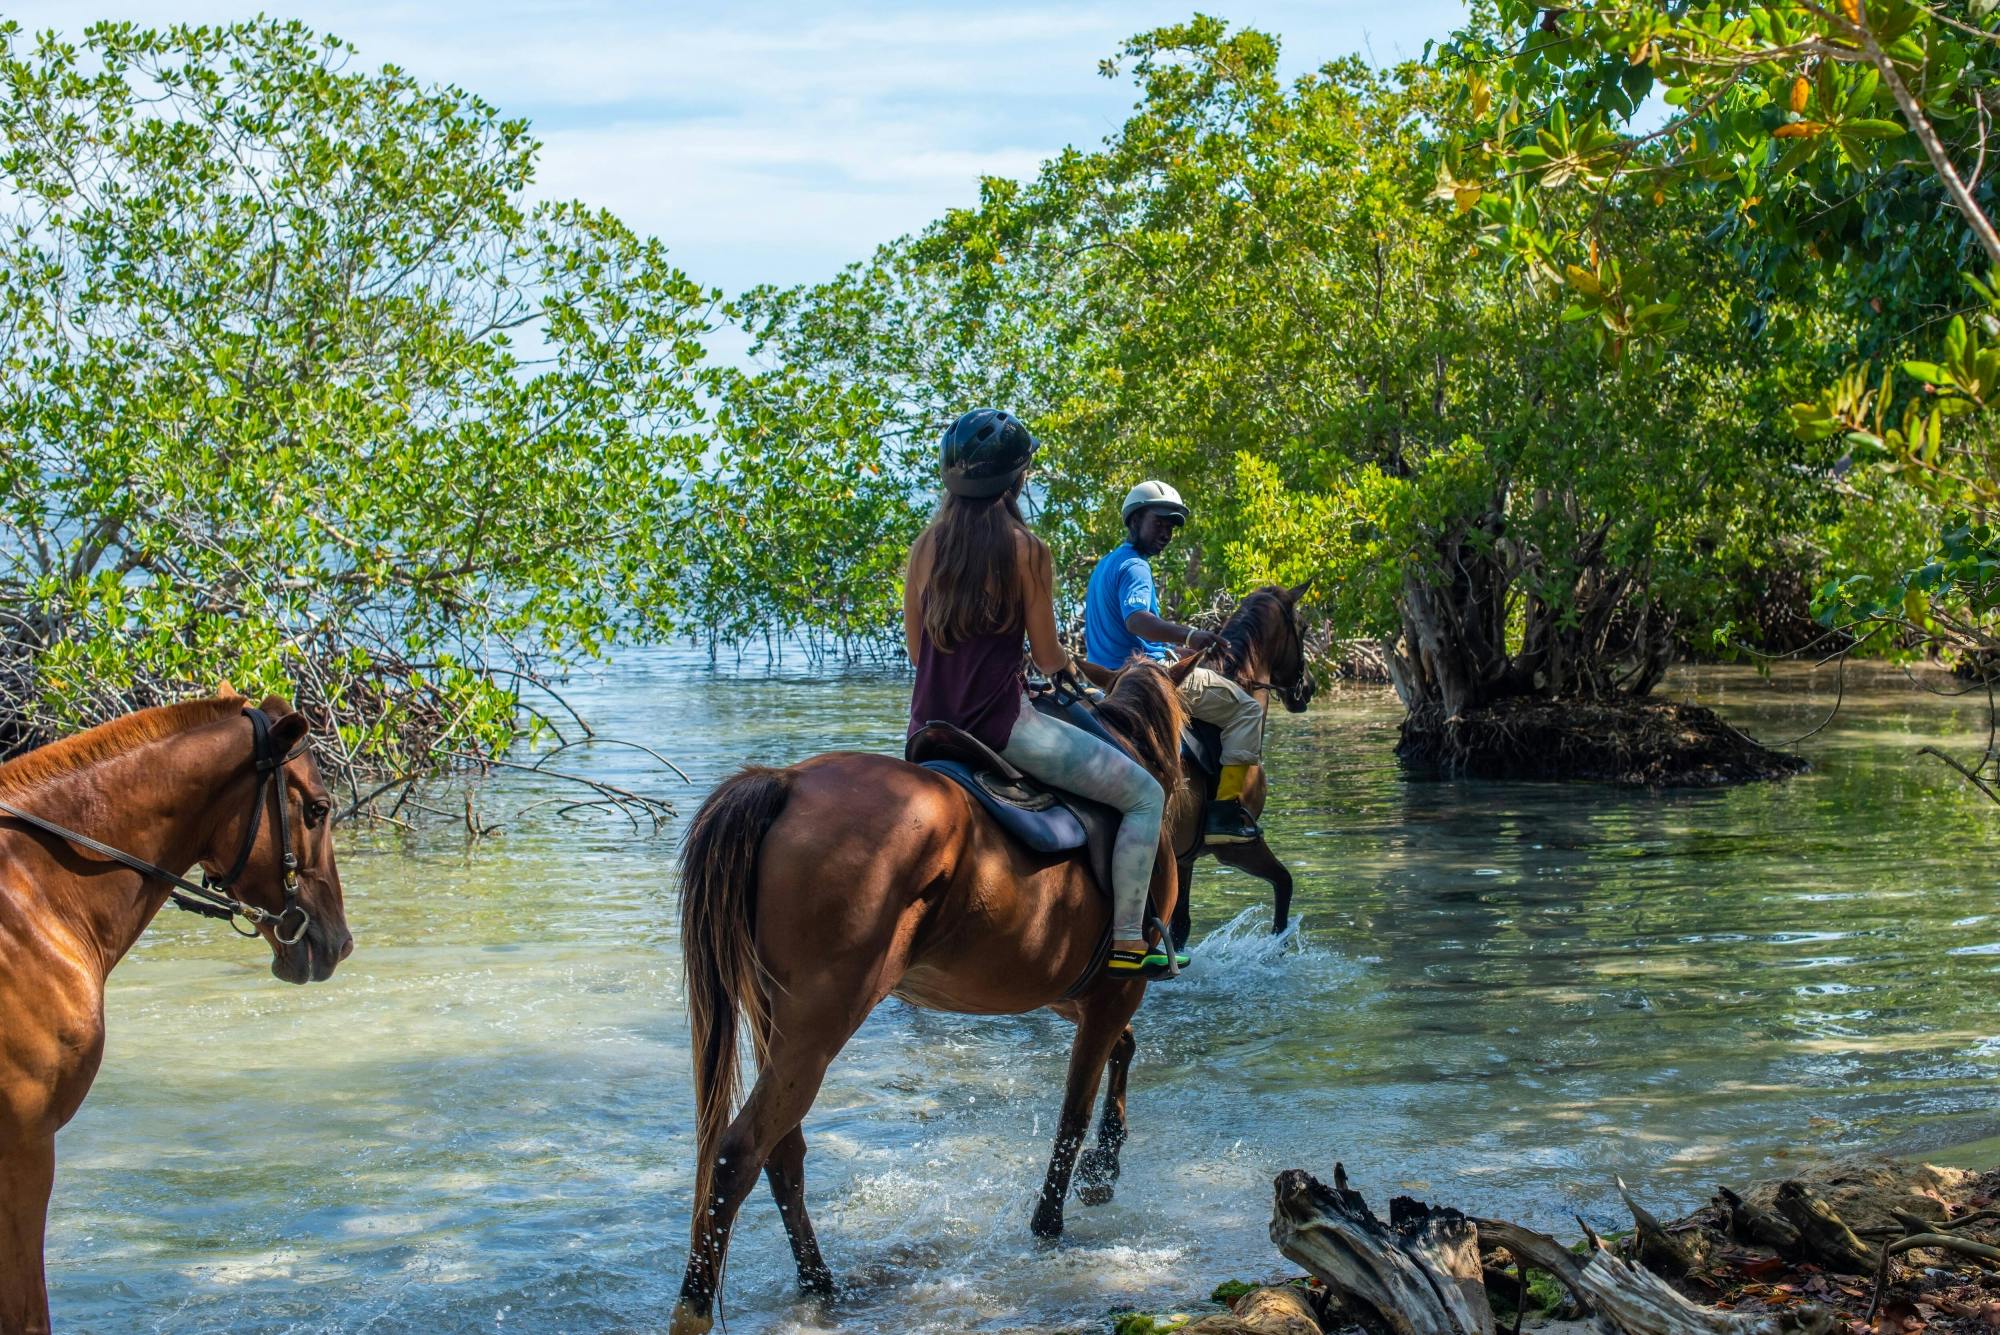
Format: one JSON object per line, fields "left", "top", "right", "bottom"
{"left": 1838, "top": 118, "right": 1907, "bottom": 140}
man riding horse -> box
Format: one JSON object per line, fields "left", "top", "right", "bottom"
{"left": 1084, "top": 480, "right": 1270, "bottom": 844}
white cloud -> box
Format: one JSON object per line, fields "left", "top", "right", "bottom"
{"left": 535, "top": 117, "right": 1045, "bottom": 286}
{"left": 2, "top": 0, "right": 1472, "bottom": 293}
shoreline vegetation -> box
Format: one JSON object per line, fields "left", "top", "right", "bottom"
{"left": 1114, "top": 1151, "right": 2000, "bottom": 1335}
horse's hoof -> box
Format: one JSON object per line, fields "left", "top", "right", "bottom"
{"left": 668, "top": 1302, "right": 714, "bottom": 1335}
{"left": 1076, "top": 1182, "right": 1114, "bottom": 1207}
{"left": 1030, "top": 1206, "right": 1066, "bottom": 1239}
{"left": 798, "top": 1265, "right": 837, "bottom": 1298}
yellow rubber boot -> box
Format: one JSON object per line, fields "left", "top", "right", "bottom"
{"left": 1205, "top": 766, "right": 1260, "bottom": 843}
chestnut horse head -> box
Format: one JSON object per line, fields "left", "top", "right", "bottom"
{"left": 0, "top": 691, "right": 353, "bottom": 981}
{"left": 1212, "top": 583, "right": 1314, "bottom": 713}
{"left": 215, "top": 693, "right": 353, "bottom": 984}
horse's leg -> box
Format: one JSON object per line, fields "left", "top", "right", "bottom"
{"left": 1213, "top": 838, "right": 1294, "bottom": 935}
{"left": 0, "top": 1135, "right": 55, "bottom": 1335}
{"left": 1031, "top": 986, "right": 1145, "bottom": 1238}
{"left": 671, "top": 1040, "right": 841, "bottom": 1335}
{"left": 1074, "top": 1024, "right": 1136, "bottom": 1207}
{"left": 762, "top": 1123, "right": 834, "bottom": 1296}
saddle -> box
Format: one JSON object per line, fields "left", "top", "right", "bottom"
{"left": 904, "top": 716, "right": 1120, "bottom": 901}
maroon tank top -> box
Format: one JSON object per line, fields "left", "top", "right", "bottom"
{"left": 908, "top": 598, "right": 1026, "bottom": 752}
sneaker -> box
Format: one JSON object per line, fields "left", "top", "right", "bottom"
{"left": 1203, "top": 798, "right": 1261, "bottom": 844}
{"left": 1105, "top": 944, "right": 1192, "bottom": 978}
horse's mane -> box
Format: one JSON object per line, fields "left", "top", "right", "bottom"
{"left": 1213, "top": 587, "right": 1293, "bottom": 681}
{"left": 1094, "top": 661, "right": 1185, "bottom": 794}
{"left": 0, "top": 696, "right": 247, "bottom": 798}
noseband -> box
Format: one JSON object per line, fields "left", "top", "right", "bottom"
{"left": 0, "top": 706, "right": 312, "bottom": 944}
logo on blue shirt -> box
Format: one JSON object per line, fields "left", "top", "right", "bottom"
{"left": 1084, "top": 542, "right": 1171, "bottom": 666}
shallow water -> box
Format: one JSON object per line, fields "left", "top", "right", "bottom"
{"left": 44, "top": 650, "right": 2000, "bottom": 1333}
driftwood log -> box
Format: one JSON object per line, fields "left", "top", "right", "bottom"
{"left": 1270, "top": 1166, "right": 1493, "bottom": 1335}
{"left": 1770, "top": 1180, "right": 1877, "bottom": 1274}
{"left": 1181, "top": 1285, "right": 1325, "bottom": 1335}
{"left": 1269, "top": 1166, "right": 1838, "bottom": 1335}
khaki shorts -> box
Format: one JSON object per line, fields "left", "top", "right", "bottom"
{"left": 1178, "top": 666, "right": 1264, "bottom": 765}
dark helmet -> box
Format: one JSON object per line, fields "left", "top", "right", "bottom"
{"left": 940, "top": 408, "right": 1037, "bottom": 498}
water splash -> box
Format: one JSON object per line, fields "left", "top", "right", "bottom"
{"left": 1177, "top": 906, "right": 1315, "bottom": 991}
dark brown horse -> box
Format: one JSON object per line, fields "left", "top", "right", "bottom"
{"left": 1162, "top": 584, "right": 1313, "bottom": 948}
{"left": 0, "top": 693, "right": 353, "bottom": 1334}
{"left": 669, "top": 656, "right": 1194, "bottom": 1335}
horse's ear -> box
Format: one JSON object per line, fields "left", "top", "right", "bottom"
{"left": 269, "top": 709, "right": 310, "bottom": 756}
{"left": 1075, "top": 657, "right": 1116, "bottom": 691}
{"left": 1167, "top": 650, "right": 1202, "bottom": 686}
{"left": 259, "top": 693, "right": 295, "bottom": 716}
{"left": 1284, "top": 580, "right": 1311, "bottom": 605}
{"left": 215, "top": 677, "right": 236, "bottom": 698}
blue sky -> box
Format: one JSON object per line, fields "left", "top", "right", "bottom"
{"left": 6, "top": 2, "right": 1472, "bottom": 297}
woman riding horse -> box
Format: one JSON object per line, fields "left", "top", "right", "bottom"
{"left": 906, "top": 407, "right": 1185, "bottom": 978}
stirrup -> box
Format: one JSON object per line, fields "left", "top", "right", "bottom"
{"left": 1203, "top": 799, "right": 1261, "bottom": 845}
{"left": 1149, "top": 915, "right": 1190, "bottom": 977}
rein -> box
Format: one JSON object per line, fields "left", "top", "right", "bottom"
{"left": 0, "top": 706, "right": 312, "bottom": 944}
{"left": 1203, "top": 599, "right": 1312, "bottom": 706}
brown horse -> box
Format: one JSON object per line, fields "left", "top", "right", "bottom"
{"left": 0, "top": 693, "right": 353, "bottom": 1334}
{"left": 1162, "top": 584, "right": 1314, "bottom": 948}
{"left": 669, "top": 655, "right": 1194, "bottom": 1335}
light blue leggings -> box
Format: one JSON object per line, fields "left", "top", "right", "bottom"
{"left": 999, "top": 695, "right": 1164, "bottom": 939}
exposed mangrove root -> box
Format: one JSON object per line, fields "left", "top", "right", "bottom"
{"left": 1717, "top": 1185, "right": 1800, "bottom": 1254}
{"left": 1396, "top": 698, "right": 1808, "bottom": 786}
{"left": 1564, "top": 1243, "right": 1832, "bottom": 1335}
{"left": 1770, "top": 1180, "right": 1877, "bottom": 1275}
{"left": 1617, "top": 1178, "right": 1699, "bottom": 1281}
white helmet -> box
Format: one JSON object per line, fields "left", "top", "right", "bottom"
{"left": 1120, "top": 480, "right": 1189, "bottom": 524}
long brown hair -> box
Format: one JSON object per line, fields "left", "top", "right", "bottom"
{"left": 913, "top": 488, "right": 1030, "bottom": 652}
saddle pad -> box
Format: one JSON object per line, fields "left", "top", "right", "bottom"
{"left": 1181, "top": 719, "right": 1222, "bottom": 778}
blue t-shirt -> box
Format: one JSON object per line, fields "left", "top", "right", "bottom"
{"left": 1084, "top": 542, "right": 1171, "bottom": 667}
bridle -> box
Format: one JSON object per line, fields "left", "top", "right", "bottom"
{"left": 0, "top": 706, "right": 313, "bottom": 944}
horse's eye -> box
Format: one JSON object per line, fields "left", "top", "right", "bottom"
{"left": 305, "top": 800, "right": 330, "bottom": 828}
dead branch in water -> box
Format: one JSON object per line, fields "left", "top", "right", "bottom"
{"left": 1260, "top": 1158, "right": 1999, "bottom": 1335}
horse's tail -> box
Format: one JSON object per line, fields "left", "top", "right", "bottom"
{"left": 679, "top": 763, "right": 792, "bottom": 1253}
